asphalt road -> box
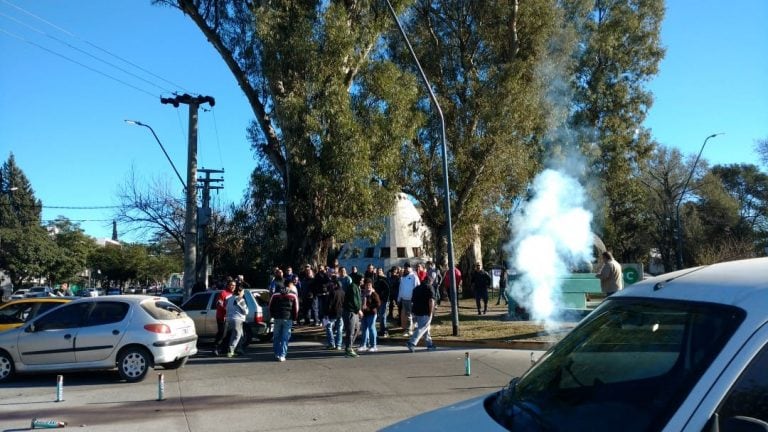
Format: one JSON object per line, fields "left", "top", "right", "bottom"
{"left": 0, "top": 342, "right": 543, "bottom": 431}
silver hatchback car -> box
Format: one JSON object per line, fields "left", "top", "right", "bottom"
{"left": 0, "top": 295, "right": 197, "bottom": 383}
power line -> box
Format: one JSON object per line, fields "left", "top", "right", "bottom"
{"left": 1, "top": 0, "right": 190, "bottom": 93}
{"left": 0, "top": 203, "right": 120, "bottom": 209}
{"left": 0, "top": 11, "right": 175, "bottom": 94}
{"left": 0, "top": 26, "right": 158, "bottom": 99}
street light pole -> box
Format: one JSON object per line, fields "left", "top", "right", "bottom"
{"left": 124, "top": 120, "right": 187, "bottom": 190}
{"left": 675, "top": 133, "right": 723, "bottom": 269}
{"left": 385, "top": 0, "right": 459, "bottom": 336}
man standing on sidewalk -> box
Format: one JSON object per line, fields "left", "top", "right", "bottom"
{"left": 398, "top": 262, "right": 419, "bottom": 337}
{"left": 407, "top": 278, "right": 436, "bottom": 352}
{"left": 342, "top": 271, "right": 363, "bottom": 358}
{"left": 213, "top": 279, "right": 235, "bottom": 356}
{"left": 269, "top": 280, "right": 300, "bottom": 362}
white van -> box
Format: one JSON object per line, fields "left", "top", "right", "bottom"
{"left": 384, "top": 257, "right": 768, "bottom": 432}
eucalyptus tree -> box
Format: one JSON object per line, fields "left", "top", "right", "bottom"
{"left": 568, "top": 0, "right": 665, "bottom": 262}
{"left": 390, "top": 0, "right": 565, "bottom": 265}
{"left": 158, "top": 0, "right": 423, "bottom": 267}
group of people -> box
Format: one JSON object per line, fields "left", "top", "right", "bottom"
{"left": 207, "top": 250, "right": 624, "bottom": 362}
{"left": 257, "top": 260, "right": 465, "bottom": 360}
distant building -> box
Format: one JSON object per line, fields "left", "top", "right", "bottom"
{"left": 338, "top": 193, "right": 432, "bottom": 271}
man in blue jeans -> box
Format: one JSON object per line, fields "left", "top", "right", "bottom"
{"left": 268, "top": 280, "right": 299, "bottom": 362}
{"left": 324, "top": 277, "right": 345, "bottom": 350}
{"left": 407, "top": 279, "right": 436, "bottom": 352}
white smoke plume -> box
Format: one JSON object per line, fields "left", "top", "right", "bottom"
{"left": 506, "top": 169, "right": 593, "bottom": 327}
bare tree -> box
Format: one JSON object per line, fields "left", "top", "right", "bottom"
{"left": 114, "top": 168, "right": 185, "bottom": 249}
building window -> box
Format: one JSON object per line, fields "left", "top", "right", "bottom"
{"left": 380, "top": 247, "right": 391, "bottom": 258}
{"left": 412, "top": 247, "right": 422, "bottom": 257}
{"left": 397, "top": 247, "right": 407, "bottom": 258}
{"left": 365, "top": 247, "right": 375, "bottom": 258}
{"left": 351, "top": 248, "right": 361, "bottom": 259}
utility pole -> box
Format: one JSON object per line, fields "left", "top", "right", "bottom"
{"left": 161, "top": 94, "right": 215, "bottom": 301}
{"left": 197, "top": 168, "right": 224, "bottom": 289}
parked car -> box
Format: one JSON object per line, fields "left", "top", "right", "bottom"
{"left": 80, "top": 288, "right": 99, "bottom": 297}
{"left": 0, "top": 297, "right": 73, "bottom": 332}
{"left": 181, "top": 289, "right": 272, "bottom": 346}
{"left": 24, "top": 286, "right": 54, "bottom": 298}
{"left": 10, "top": 289, "right": 29, "bottom": 300}
{"left": 106, "top": 288, "right": 122, "bottom": 296}
{"left": 161, "top": 287, "right": 184, "bottom": 306}
{"left": 0, "top": 295, "right": 197, "bottom": 383}
{"left": 384, "top": 257, "right": 768, "bottom": 432}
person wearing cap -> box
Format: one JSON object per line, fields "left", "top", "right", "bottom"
{"left": 398, "top": 262, "right": 419, "bottom": 336}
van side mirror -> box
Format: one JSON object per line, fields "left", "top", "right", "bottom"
{"left": 706, "top": 414, "right": 768, "bottom": 432}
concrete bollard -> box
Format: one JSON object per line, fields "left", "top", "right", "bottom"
{"left": 31, "top": 418, "right": 67, "bottom": 428}
{"left": 465, "top": 352, "right": 471, "bottom": 376}
{"left": 55, "top": 375, "right": 63, "bottom": 402}
{"left": 157, "top": 373, "right": 165, "bottom": 401}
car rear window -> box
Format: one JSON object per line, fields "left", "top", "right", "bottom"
{"left": 141, "top": 299, "right": 188, "bottom": 320}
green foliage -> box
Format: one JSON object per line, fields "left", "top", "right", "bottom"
{"left": 568, "top": 0, "right": 665, "bottom": 262}
{"left": 0, "top": 153, "right": 42, "bottom": 228}
{"left": 163, "top": 0, "right": 422, "bottom": 267}
{"left": 88, "top": 243, "right": 179, "bottom": 287}
{"left": 708, "top": 164, "right": 768, "bottom": 253}
{"left": 47, "top": 218, "right": 97, "bottom": 285}
{"left": 0, "top": 225, "right": 57, "bottom": 287}
{"left": 393, "top": 0, "right": 560, "bottom": 264}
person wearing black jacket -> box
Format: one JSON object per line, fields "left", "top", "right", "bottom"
{"left": 373, "top": 268, "right": 391, "bottom": 338}
{"left": 268, "top": 280, "right": 299, "bottom": 362}
{"left": 324, "top": 276, "right": 345, "bottom": 350}
{"left": 471, "top": 262, "right": 492, "bottom": 315}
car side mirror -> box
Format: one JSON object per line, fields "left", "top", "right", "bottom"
{"left": 25, "top": 323, "right": 35, "bottom": 333}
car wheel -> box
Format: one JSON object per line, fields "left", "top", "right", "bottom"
{"left": 117, "top": 347, "right": 151, "bottom": 382}
{"left": 256, "top": 332, "right": 273, "bottom": 342}
{"left": 0, "top": 350, "right": 14, "bottom": 382}
{"left": 160, "top": 356, "right": 188, "bottom": 370}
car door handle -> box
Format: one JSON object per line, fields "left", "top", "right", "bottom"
{"left": 112, "top": 330, "right": 120, "bottom": 335}
{"left": 64, "top": 334, "right": 72, "bottom": 339}
{"left": 200, "top": 311, "right": 207, "bottom": 315}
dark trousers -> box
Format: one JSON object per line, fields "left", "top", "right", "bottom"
{"left": 475, "top": 288, "right": 488, "bottom": 314}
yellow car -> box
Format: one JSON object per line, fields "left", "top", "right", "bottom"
{"left": 0, "top": 298, "right": 73, "bottom": 332}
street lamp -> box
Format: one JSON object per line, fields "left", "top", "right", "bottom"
{"left": 385, "top": 0, "right": 459, "bottom": 336}
{"left": 675, "top": 133, "right": 723, "bottom": 269}
{"left": 124, "top": 120, "right": 187, "bottom": 190}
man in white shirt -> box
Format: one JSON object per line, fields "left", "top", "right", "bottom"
{"left": 397, "top": 262, "right": 419, "bottom": 336}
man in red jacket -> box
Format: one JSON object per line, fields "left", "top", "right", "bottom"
{"left": 213, "top": 279, "right": 235, "bottom": 356}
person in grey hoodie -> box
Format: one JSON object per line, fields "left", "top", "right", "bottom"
{"left": 226, "top": 286, "right": 249, "bottom": 358}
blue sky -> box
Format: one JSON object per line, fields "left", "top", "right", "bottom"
{"left": 1, "top": 0, "right": 766, "bottom": 241}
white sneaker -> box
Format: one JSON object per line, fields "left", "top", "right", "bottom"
{"left": 278, "top": 356, "right": 286, "bottom": 362}
{"left": 369, "top": 347, "right": 378, "bottom": 352}
{"left": 358, "top": 346, "right": 369, "bottom": 352}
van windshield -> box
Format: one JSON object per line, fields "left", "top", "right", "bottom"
{"left": 489, "top": 298, "right": 745, "bottom": 432}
